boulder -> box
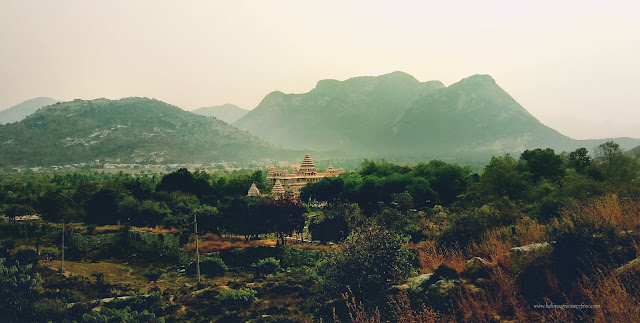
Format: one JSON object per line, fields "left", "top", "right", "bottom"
{"left": 427, "top": 278, "right": 462, "bottom": 299}
{"left": 465, "top": 257, "right": 492, "bottom": 278}
{"left": 510, "top": 242, "right": 552, "bottom": 274}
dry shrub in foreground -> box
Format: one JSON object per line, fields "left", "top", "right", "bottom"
{"left": 339, "top": 288, "right": 440, "bottom": 323}
{"left": 467, "top": 230, "right": 512, "bottom": 268}
{"left": 560, "top": 193, "right": 640, "bottom": 232}
{"left": 457, "top": 268, "right": 532, "bottom": 322}
{"left": 414, "top": 240, "right": 466, "bottom": 274}
{"left": 577, "top": 268, "right": 640, "bottom": 323}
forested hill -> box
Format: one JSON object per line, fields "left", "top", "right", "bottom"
{"left": 0, "top": 97, "right": 59, "bottom": 125}
{"left": 0, "top": 97, "right": 284, "bottom": 167}
{"left": 234, "top": 72, "right": 640, "bottom": 155}
{"left": 191, "top": 104, "right": 248, "bottom": 124}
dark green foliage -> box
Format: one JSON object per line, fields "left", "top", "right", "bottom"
{"left": 568, "top": 147, "right": 592, "bottom": 173}
{"left": 39, "top": 190, "right": 77, "bottom": 222}
{"left": 309, "top": 213, "right": 349, "bottom": 243}
{"left": 0, "top": 257, "right": 43, "bottom": 322}
{"left": 594, "top": 141, "right": 640, "bottom": 184}
{"left": 252, "top": 257, "right": 281, "bottom": 277}
{"left": 81, "top": 306, "right": 163, "bottom": 323}
{"left": 91, "top": 272, "right": 105, "bottom": 285}
{"left": 143, "top": 268, "right": 164, "bottom": 283}
{"left": 0, "top": 239, "right": 15, "bottom": 259}
{"left": 255, "top": 198, "right": 306, "bottom": 245}
{"left": 218, "top": 288, "right": 258, "bottom": 306}
{"left": 200, "top": 256, "right": 227, "bottom": 277}
{"left": 85, "top": 188, "right": 120, "bottom": 225}
{"left": 14, "top": 247, "right": 39, "bottom": 266}
{"left": 318, "top": 226, "right": 410, "bottom": 307}
{"left": 519, "top": 148, "right": 565, "bottom": 182}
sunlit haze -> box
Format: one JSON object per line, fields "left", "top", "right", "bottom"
{"left": 1, "top": 0, "right": 639, "bottom": 139}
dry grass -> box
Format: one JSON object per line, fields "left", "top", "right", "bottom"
{"left": 130, "top": 225, "right": 181, "bottom": 234}
{"left": 389, "top": 292, "right": 440, "bottom": 323}
{"left": 92, "top": 225, "right": 126, "bottom": 235}
{"left": 577, "top": 267, "right": 640, "bottom": 323}
{"left": 457, "top": 267, "right": 532, "bottom": 322}
{"left": 560, "top": 193, "right": 640, "bottom": 232}
{"left": 184, "top": 234, "right": 276, "bottom": 253}
{"left": 412, "top": 240, "right": 466, "bottom": 274}
{"left": 467, "top": 230, "right": 512, "bottom": 268}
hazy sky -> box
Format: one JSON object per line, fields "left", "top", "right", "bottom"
{"left": 1, "top": 1, "right": 639, "bottom": 139}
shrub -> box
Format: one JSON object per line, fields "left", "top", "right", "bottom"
{"left": 218, "top": 288, "right": 257, "bottom": 306}
{"left": 14, "top": 247, "right": 39, "bottom": 266}
{"left": 91, "top": 272, "right": 105, "bottom": 285}
{"left": 252, "top": 257, "right": 280, "bottom": 277}
{"left": 200, "top": 257, "right": 227, "bottom": 277}
{"left": 143, "top": 268, "right": 164, "bottom": 283}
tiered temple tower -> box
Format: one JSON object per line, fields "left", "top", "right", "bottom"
{"left": 247, "top": 183, "right": 261, "bottom": 196}
{"left": 265, "top": 153, "right": 344, "bottom": 198}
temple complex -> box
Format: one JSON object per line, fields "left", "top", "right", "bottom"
{"left": 267, "top": 153, "right": 344, "bottom": 198}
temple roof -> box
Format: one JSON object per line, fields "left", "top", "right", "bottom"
{"left": 272, "top": 179, "right": 285, "bottom": 195}
{"left": 247, "top": 183, "right": 260, "bottom": 196}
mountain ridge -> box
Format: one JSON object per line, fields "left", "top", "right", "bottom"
{"left": 191, "top": 103, "right": 248, "bottom": 124}
{"left": 0, "top": 97, "right": 285, "bottom": 167}
{"left": 0, "top": 97, "right": 59, "bottom": 125}
{"left": 235, "top": 72, "right": 640, "bottom": 155}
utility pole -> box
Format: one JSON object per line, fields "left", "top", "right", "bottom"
{"left": 194, "top": 213, "right": 200, "bottom": 285}
{"left": 60, "top": 221, "right": 65, "bottom": 274}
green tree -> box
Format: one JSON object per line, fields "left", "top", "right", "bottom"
{"left": 318, "top": 226, "right": 410, "bottom": 307}
{"left": 568, "top": 147, "right": 592, "bottom": 173}
{"left": 519, "top": 148, "right": 565, "bottom": 182}
{"left": 594, "top": 141, "right": 640, "bottom": 184}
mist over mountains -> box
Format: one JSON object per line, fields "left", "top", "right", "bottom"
{"left": 1, "top": 72, "right": 638, "bottom": 168}
{"left": 191, "top": 104, "right": 248, "bottom": 124}
{"left": 234, "top": 72, "right": 640, "bottom": 155}
{"left": 0, "top": 97, "right": 59, "bottom": 125}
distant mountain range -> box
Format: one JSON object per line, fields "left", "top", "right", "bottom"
{"left": 1, "top": 72, "right": 638, "bottom": 168}
{"left": 0, "top": 97, "right": 59, "bottom": 125}
{"left": 191, "top": 104, "right": 248, "bottom": 124}
{"left": 234, "top": 72, "right": 640, "bottom": 155}
{"left": 0, "top": 98, "right": 286, "bottom": 167}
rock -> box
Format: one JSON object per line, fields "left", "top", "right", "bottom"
{"left": 387, "top": 283, "right": 410, "bottom": 295}
{"left": 408, "top": 273, "right": 434, "bottom": 294}
{"left": 427, "top": 278, "right": 462, "bottom": 299}
{"left": 510, "top": 242, "right": 553, "bottom": 274}
{"left": 465, "top": 257, "right": 492, "bottom": 278}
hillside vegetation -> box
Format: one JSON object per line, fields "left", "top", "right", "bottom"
{"left": 1, "top": 142, "right": 639, "bottom": 321}
{"left": 0, "top": 97, "right": 286, "bottom": 167}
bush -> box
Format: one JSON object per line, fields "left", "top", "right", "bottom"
{"left": 200, "top": 256, "right": 227, "bottom": 277}
{"left": 14, "top": 247, "right": 39, "bottom": 266}
{"left": 251, "top": 257, "right": 280, "bottom": 277}
{"left": 218, "top": 288, "right": 257, "bottom": 306}
{"left": 143, "top": 268, "right": 164, "bottom": 283}
{"left": 91, "top": 272, "right": 105, "bottom": 285}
